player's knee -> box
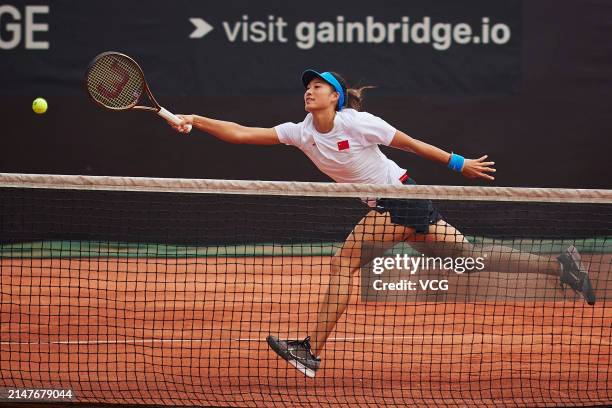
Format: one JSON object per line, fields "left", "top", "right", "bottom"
{"left": 330, "top": 255, "right": 344, "bottom": 273}
{"left": 330, "top": 255, "right": 359, "bottom": 277}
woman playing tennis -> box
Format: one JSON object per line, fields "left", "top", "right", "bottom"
{"left": 167, "top": 70, "right": 595, "bottom": 378}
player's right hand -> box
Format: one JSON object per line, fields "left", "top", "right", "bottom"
{"left": 169, "top": 114, "right": 194, "bottom": 133}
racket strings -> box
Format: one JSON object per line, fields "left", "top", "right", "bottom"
{"left": 86, "top": 55, "right": 145, "bottom": 109}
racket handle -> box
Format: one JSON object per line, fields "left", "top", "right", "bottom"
{"left": 158, "top": 107, "right": 193, "bottom": 133}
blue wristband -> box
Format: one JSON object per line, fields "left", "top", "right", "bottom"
{"left": 448, "top": 153, "right": 465, "bottom": 172}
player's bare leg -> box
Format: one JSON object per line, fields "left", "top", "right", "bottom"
{"left": 310, "top": 211, "right": 414, "bottom": 356}
{"left": 267, "top": 210, "right": 410, "bottom": 376}
{"left": 409, "top": 221, "right": 595, "bottom": 304}
{"left": 268, "top": 215, "right": 595, "bottom": 377}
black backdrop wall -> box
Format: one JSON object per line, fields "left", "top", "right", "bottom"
{"left": 1, "top": 0, "right": 611, "bottom": 188}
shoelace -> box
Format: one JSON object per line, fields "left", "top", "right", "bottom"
{"left": 288, "top": 336, "right": 312, "bottom": 350}
{"left": 561, "top": 253, "right": 583, "bottom": 283}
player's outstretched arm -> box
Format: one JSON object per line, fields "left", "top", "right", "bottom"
{"left": 168, "top": 114, "right": 280, "bottom": 145}
{"left": 390, "top": 130, "right": 496, "bottom": 181}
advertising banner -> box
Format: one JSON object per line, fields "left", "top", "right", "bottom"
{"left": 1, "top": 0, "right": 520, "bottom": 95}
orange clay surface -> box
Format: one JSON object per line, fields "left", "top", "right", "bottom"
{"left": 1, "top": 255, "right": 610, "bottom": 407}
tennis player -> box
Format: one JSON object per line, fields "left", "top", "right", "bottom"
{"left": 167, "top": 70, "right": 596, "bottom": 378}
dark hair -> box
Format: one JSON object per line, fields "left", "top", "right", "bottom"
{"left": 329, "top": 71, "right": 376, "bottom": 112}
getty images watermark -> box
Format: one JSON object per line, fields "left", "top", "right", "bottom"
{"left": 372, "top": 254, "right": 485, "bottom": 290}
{"left": 359, "top": 242, "right": 488, "bottom": 302}
{"left": 360, "top": 242, "right": 611, "bottom": 302}
{"left": 371, "top": 253, "right": 486, "bottom": 291}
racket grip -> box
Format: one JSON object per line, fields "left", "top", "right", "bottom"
{"left": 158, "top": 107, "right": 193, "bottom": 132}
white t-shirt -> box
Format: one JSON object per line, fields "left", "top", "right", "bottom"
{"left": 275, "top": 109, "right": 406, "bottom": 185}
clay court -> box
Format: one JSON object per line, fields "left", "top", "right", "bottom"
{"left": 2, "top": 1, "right": 612, "bottom": 407}
{"left": 2, "top": 253, "right": 610, "bottom": 407}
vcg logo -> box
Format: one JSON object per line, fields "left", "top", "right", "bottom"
{"left": 0, "top": 4, "right": 49, "bottom": 50}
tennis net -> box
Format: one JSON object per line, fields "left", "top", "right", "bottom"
{"left": 0, "top": 173, "right": 610, "bottom": 407}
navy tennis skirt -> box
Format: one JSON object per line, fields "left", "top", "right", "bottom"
{"left": 374, "top": 176, "right": 442, "bottom": 234}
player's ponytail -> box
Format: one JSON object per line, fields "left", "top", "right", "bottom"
{"left": 346, "top": 86, "right": 377, "bottom": 111}
{"left": 329, "top": 72, "right": 376, "bottom": 112}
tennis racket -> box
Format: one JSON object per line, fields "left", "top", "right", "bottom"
{"left": 85, "top": 51, "right": 191, "bottom": 132}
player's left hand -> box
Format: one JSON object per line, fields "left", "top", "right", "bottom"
{"left": 461, "top": 155, "right": 496, "bottom": 181}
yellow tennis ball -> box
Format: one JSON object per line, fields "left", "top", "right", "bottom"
{"left": 32, "top": 97, "right": 48, "bottom": 114}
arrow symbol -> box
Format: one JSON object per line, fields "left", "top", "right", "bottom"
{"left": 189, "top": 18, "right": 213, "bottom": 39}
